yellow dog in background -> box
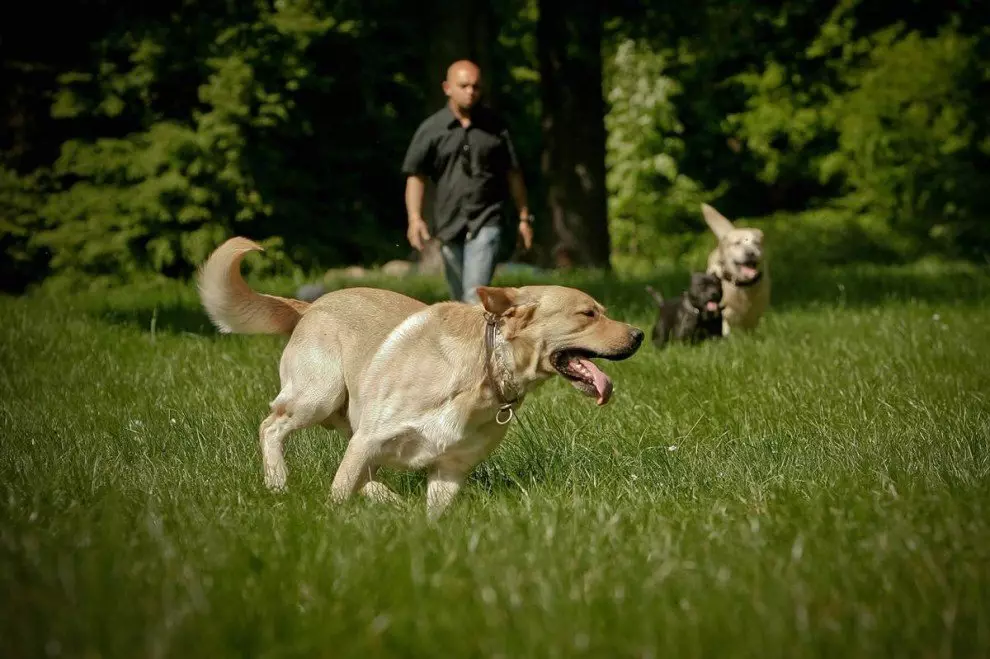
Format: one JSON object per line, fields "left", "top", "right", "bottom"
{"left": 701, "top": 203, "right": 771, "bottom": 335}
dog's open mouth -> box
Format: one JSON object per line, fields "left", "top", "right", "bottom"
{"left": 552, "top": 350, "right": 614, "bottom": 406}
{"left": 735, "top": 260, "right": 761, "bottom": 282}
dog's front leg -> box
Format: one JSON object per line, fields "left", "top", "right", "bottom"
{"left": 330, "top": 439, "right": 378, "bottom": 504}
{"left": 361, "top": 481, "right": 402, "bottom": 504}
{"left": 426, "top": 466, "right": 467, "bottom": 521}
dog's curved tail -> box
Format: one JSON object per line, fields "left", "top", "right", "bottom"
{"left": 197, "top": 237, "right": 310, "bottom": 335}
{"left": 645, "top": 285, "right": 664, "bottom": 307}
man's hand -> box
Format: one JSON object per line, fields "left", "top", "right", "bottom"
{"left": 508, "top": 170, "right": 533, "bottom": 252}
{"left": 407, "top": 215, "right": 431, "bottom": 252}
{"left": 404, "top": 176, "right": 429, "bottom": 251}
{"left": 518, "top": 217, "right": 533, "bottom": 251}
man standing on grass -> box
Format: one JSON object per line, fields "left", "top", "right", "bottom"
{"left": 401, "top": 59, "right": 534, "bottom": 304}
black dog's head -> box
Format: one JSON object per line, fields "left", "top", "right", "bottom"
{"left": 687, "top": 273, "right": 723, "bottom": 320}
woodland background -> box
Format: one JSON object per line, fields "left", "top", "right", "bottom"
{"left": 2, "top": 0, "right": 988, "bottom": 292}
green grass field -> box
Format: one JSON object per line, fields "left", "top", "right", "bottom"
{"left": 2, "top": 260, "right": 989, "bottom": 658}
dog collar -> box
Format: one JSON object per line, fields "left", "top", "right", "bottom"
{"left": 483, "top": 312, "right": 520, "bottom": 424}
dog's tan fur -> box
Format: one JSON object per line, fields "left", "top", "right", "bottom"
{"left": 198, "top": 237, "right": 643, "bottom": 519}
{"left": 701, "top": 204, "right": 771, "bottom": 335}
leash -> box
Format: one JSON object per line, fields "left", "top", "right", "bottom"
{"left": 483, "top": 311, "right": 519, "bottom": 425}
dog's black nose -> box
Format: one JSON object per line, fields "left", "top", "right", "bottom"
{"left": 630, "top": 327, "right": 645, "bottom": 349}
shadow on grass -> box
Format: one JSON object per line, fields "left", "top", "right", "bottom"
{"left": 88, "top": 259, "right": 989, "bottom": 336}
{"left": 96, "top": 304, "right": 220, "bottom": 336}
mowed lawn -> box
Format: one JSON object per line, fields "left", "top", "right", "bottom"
{"left": 1, "top": 260, "right": 989, "bottom": 658}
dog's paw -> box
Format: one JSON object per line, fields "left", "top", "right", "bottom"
{"left": 360, "top": 481, "right": 403, "bottom": 505}
{"left": 264, "top": 467, "right": 288, "bottom": 492}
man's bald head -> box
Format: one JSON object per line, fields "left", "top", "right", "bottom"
{"left": 443, "top": 60, "right": 482, "bottom": 114}
{"left": 446, "top": 60, "right": 481, "bottom": 82}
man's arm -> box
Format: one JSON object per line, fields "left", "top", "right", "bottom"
{"left": 507, "top": 169, "right": 530, "bottom": 221}
{"left": 405, "top": 175, "right": 430, "bottom": 251}
{"left": 501, "top": 127, "right": 530, "bottom": 221}
{"left": 509, "top": 168, "right": 533, "bottom": 251}
{"left": 401, "top": 120, "right": 434, "bottom": 252}
{"left": 500, "top": 126, "right": 533, "bottom": 250}
{"left": 405, "top": 174, "right": 427, "bottom": 222}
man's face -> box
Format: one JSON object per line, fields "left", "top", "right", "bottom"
{"left": 443, "top": 66, "right": 481, "bottom": 111}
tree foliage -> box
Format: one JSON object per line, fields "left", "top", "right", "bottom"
{"left": 2, "top": 0, "right": 988, "bottom": 291}
{"left": 604, "top": 0, "right": 990, "bottom": 265}
{"left": 603, "top": 38, "right": 715, "bottom": 264}
{"left": 3, "top": 0, "right": 430, "bottom": 288}
{"left": 727, "top": 0, "right": 990, "bottom": 259}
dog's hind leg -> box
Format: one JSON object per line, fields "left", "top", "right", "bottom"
{"left": 259, "top": 407, "right": 303, "bottom": 491}
{"left": 259, "top": 345, "right": 347, "bottom": 492}
{"left": 260, "top": 388, "right": 339, "bottom": 492}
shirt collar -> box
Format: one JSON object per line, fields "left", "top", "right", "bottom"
{"left": 442, "top": 104, "right": 460, "bottom": 128}
{"left": 442, "top": 103, "right": 490, "bottom": 129}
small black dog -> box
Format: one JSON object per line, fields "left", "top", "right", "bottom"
{"left": 646, "top": 273, "right": 724, "bottom": 348}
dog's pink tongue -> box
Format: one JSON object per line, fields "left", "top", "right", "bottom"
{"left": 706, "top": 301, "right": 719, "bottom": 311}
{"left": 739, "top": 265, "right": 758, "bottom": 279}
{"left": 577, "top": 357, "right": 613, "bottom": 406}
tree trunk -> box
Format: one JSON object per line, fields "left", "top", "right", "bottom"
{"left": 537, "top": 0, "right": 610, "bottom": 269}
{"left": 422, "top": 0, "right": 498, "bottom": 107}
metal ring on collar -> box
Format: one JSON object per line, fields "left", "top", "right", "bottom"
{"left": 496, "top": 405, "right": 515, "bottom": 425}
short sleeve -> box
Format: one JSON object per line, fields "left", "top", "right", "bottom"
{"left": 401, "top": 120, "right": 435, "bottom": 178}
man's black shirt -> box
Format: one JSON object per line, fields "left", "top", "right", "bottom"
{"left": 401, "top": 104, "right": 520, "bottom": 242}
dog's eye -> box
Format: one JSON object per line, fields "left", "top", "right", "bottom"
{"left": 579, "top": 309, "right": 597, "bottom": 318}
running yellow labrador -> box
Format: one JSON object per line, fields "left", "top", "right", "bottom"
{"left": 701, "top": 203, "right": 771, "bottom": 335}
{"left": 198, "top": 237, "right": 644, "bottom": 519}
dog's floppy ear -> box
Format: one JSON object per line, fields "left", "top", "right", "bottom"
{"left": 701, "top": 203, "right": 735, "bottom": 240}
{"left": 502, "top": 301, "right": 538, "bottom": 338}
{"left": 477, "top": 286, "right": 520, "bottom": 315}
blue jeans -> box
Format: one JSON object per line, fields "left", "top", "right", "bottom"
{"left": 440, "top": 223, "right": 502, "bottom": 304}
